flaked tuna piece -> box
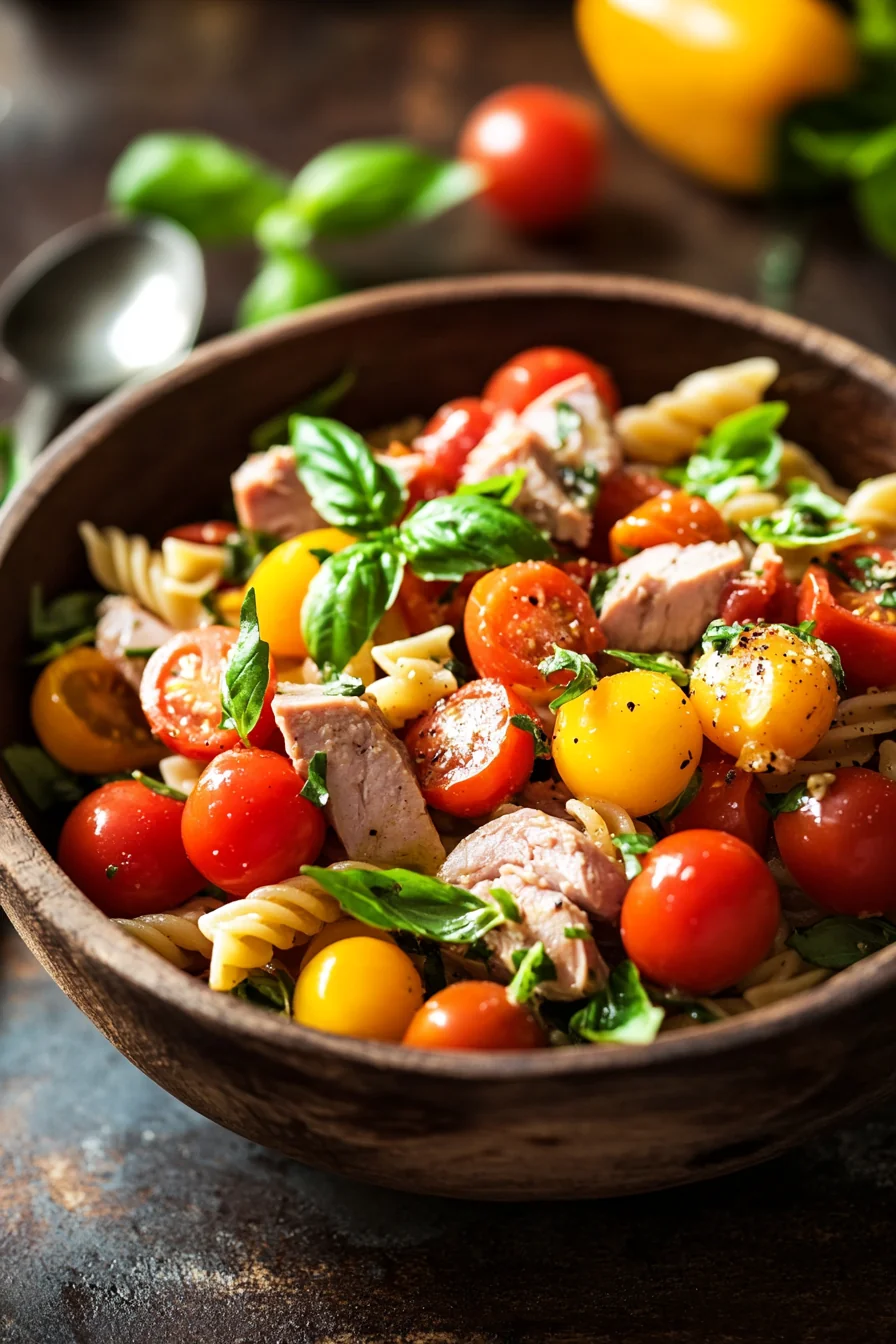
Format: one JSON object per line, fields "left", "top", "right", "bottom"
{"left": 460, "top": 424, "right": 592, "bottom": 547}
{"left": 95, "top": 596, "right": 173, "bottom": 690}
{"left": 514, "top": 777, "right": 574, "bottom": 820}
{"left": 438, "top": 808, "right": 628, "bottom": 998}
{"left": 600, "top": 540, "right": 744, "bottom": 652}
{"left": 520, "top": 373, "right": 623, "bottom": 481}
{"left": 273, "top": 684, "right": 445, "bottom": 874}
{"left": 231, "top": 446, "right": 323, "bottom": 540}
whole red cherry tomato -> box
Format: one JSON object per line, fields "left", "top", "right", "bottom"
{"left": 609, "top": 490, "right": 730, "bottom": 563}
{"left": 58, "top": 780, "right": 201, "bottom": 918}
{"left": 774, "top": 767, "right": 896, "bottom": 916}
{"left": 415, "top": 397, "right": 492, "bottom": 488}
{"left": 403, "top": 981, "right": 546, "bottom": 1050}
{"left": 667, "top": 749, "right": 769, "bottom": 852}
{"left": 484, "top": 345, "right": 619, "bottom": 415}
{"left": 181, "top": 748, "right": 325, "bottom": 897}
{"left": 798, "top": 546, "right": 896, "bottom": 692}
{"left": 621, "top": 830, "right": 780, "bottom": 994}
{"left": 459, "top": 84, "right": 607, "bottom": 232}
{"left": 165, "top": 521, "right": 236, "bottom": 547}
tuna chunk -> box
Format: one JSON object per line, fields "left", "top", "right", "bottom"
{"left": 460, "top": 424, "right": 593, "bottom": 547}
{"left": 514, "top": 778, "right": 574, "bottom": 820}
{"left": 231, "top": 446, "right": 323, "bottom": 540}
{"left": 438, "top": 808, "right": 628, "bottom": 998}
{"left": 520, "top": 373, "right": 622, "bottom": 481}
{"left": 273, "top": 685, "right": 445, "bottom": 873}
{"left": 95, "top": 596, "right": 173, "bottom": 690}
{"left": 600, "top": 540, "right": 744, "bottom": 652}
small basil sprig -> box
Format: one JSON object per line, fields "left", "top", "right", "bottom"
{"left": 301, "top": 864, "right": 505, "bottom": 944}
{"left": 741, "top": 478, "right": 861, "bottom": 550}
{"left": 292, "top": 414, "right": 406, "bottom": 533}
{"left": 301, "top": 542, "right": 405, "bottom": 675}
{"left": 30, "top": 585, "right": 100, "bottom": 644}
{"left": 847, "top": 552, "right": 896, "bottom": 607}
{"left": 507, "top": 942, "right": 557, "bottom": 1005}
{"left": 589, "top": 566, "right": 618, "bottom": 615}
{"left": 674, "top": 402, "right": 787, "bottom": 504}
{"left": 320, "top": 673, "right": 366, "bottom": 698}
{"left": 509, "top": 714, "right": 552, "bottom": 759}
{"left": 611, "top": 833, "right": 657, "bottom": 880}
{"left": 490, "top": 887, "right": 522, "bottom": 923}
{"left": 456, "top": 468, "right": 526, "bottom": 507}
{"left": 238, "top": 250, "right": 341, "bottom": 328}
{"left": 300, "top": 751, "right": 329, "bottom": 809}
{"left": 537, "top": 646, "right": 600, "bottom": 711}
{"left": 649, "top": 769, "right": 703, "bottom": 828}
{"left": 132, "top": 771, "right": 188, "bottom": 803}
{"left": 762, "top": 782, "right": 808, "bottom": 818}
{"left": 788, "top": 916, "right": 896, "bottom": 970}
{"left": 231, "top": 966, "right": 295, "bottom": 1016}
{"left": 605, "top": 649, "right": 690, "bottom": 687}
{"left": 219, "top": 588, "right": 271, "bottom": 746}
{"left": 400, "top": 494, "right": 553, "bottom": 582}
{"left": 569, "top": 961, "right": 664, "bottom": 1045}
{"left": 700, "top": 617, "right": 845, "bottom": 690}
{"left": 2, "top": 745, "right": 85, "bottom": 811}
{"left": 223, "top": 529, "right": 279, "bottom": 585}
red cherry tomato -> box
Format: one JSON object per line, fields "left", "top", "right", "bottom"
{"left": 416, "top": 397, "right": 492, "bottom": 488}
{"left": 609, "top": 490, "right": 730, "bottom": 563}
{"left": 459, "top": 84, "right": 607, "bottom": 232}
{"left": 140, "top": 626, "right": 277, "bottom": 761}
{"left": 58, "top": 780, "right": 201, "bottom": 918}
{"left": 588, "top": 466, "right": 670, "bottom": 562}
{"left": 398, "top": 570, "right": 477, "bottom": 636}
{"left": 464, "top": 561, "right": 605, "bottom": 694}
{"left": 403, "top": 981, "right": 546, "bottom": 1050}
{"left": 667, "top": 750, "right": 769, "bottom": 852}
{"left": 181, "top": 748, "right": 325, "bottom": 897}
{"left": 798, "top": 548, "right": 896, "bottom": 692}
{"left": 165, "top": 521, "right": 236, "bottom": 547}
{"left": 405, "top": 679, "right": 537, "bottom": 817}
{"left": 774, "top": 767, "right": 896, "bottom": 916}
{"left": 483, "top": 345, "right": 619, "bottom": 416}
{"left": 720, "top": 549, "right": 799, "bottom": 626}
{"left": 621, "top": 830, "right": 780, "bottom": 994}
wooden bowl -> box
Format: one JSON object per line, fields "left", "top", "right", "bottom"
{"left": 3, "top": 274, "right": 896, "bottom": 1201}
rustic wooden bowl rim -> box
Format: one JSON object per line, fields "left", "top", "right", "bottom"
{"left": 4, "top": 270, "right": 896, "bottom": 1078}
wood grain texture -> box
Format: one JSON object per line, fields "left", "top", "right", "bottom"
{"left": 3, "top": 273, "right": 896, "bottom": 1199}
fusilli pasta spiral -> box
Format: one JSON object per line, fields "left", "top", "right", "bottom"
{"left": 758, "top": 687, "right": 896, "bottom": 793}
{"left": 114, "top": 895, "right": 222, "bottom": 970}
{"left": 843, "top": 472, "right": 896, "bottom": 544}
{"left": 368, "top": 625, "right": 458, "bottom": 728}
{"left": 79, "top": 523, "right": 226, "bottom": 629}
{"left": 565, "top": 796, "right": 651, "bottom": 867}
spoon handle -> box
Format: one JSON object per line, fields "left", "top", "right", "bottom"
{"left": 4, "top": 385, "right": 66, "bottom": 497}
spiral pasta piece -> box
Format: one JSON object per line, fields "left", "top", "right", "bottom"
{"left": 368, "top": 625, "right": 458, "bottom": 728}
{"left": 79, "top": 523, "right": 226, "bottom": 629}
{"left": 198, "top": 875, "right": 342, "bottom": 992}
{"left": 614, "top": 357, "right": 780, "bottom": 466}
{"left": 843, "top": 473, "right": 896, "bottom": 544}
{"left": 114, "top": 895, "right": 222, "bottom": 970}
{"left": 565, "top": 796, "right": 649, "bottom": 867}
{"left": 758, "top": 688, "right": 896, "bottom": 793}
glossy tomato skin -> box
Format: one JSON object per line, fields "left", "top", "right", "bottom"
{"left": 140, "top": 626, "right": 277, "bottom": 760}
{"left": 403, "top": 980, "right": 546, "bottom": 1050}
{"left": 667, "top": 749, "right": 770, "bottom": 852}
{"left": 720, "top": 550, "right": 798, "bottom": 626}
{"left": 181, "top": 748, "right": 325, "bottom": 897}
{"left": 464, "top": 560, "right": 605, "bottom": 695}
{"left": 798, "top": 558, "right": 896, "bottom": 693}
{"left": 398, "top": 569, "right": 475, "bottom": 637}
{"left": 609, "top": 490, "right": 730, "bottom": 563}
{"left": 483, "top": 345, "right": 619, "bottom": 415}
{"left": 405, "top": 679, "right": 537, "bottom": 817}
{"left": 621, "top": 830, "right": 780, "bottom": 994}
{"left": 415, "top": 397, "right": 492, "bottom": 488}
{"left": 459, "top": 84, "right": 607, "bottom": 232}
{"left": 58, "top": 781, "right": 201, "bottom": 918}
{"left": 774, "top": 767, "right": 896, "bottom": 915}
{"left": 165, "top": 520, "right": 236, "bottom": 547}
{"left": 588, "top": 466, "right": 670, "bottom": 561}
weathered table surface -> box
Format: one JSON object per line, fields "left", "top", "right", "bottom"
{"left": 2, "top": 3, "right": 896, "bottom": 1340}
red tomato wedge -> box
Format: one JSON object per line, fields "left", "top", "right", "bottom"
{"left": 609, "top": 490, "right": 730, "bottom": 563}
{"left": 720, "top": 549, "right": 798, "bottom": 626}
{"left": 483, "top": 345, "right": 619, "bottom": 415}
{"left": 798, "top": 547, "right": 896, "bottom": 692}
{"left": 405, "top": 679, "right": 539, "bottom": 817}
{"left": 140, "top": 627, "right": 277, "bottom": 760}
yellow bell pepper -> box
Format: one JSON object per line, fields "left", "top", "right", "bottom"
{"left": 575, "top": 0, "right": 857, "bottom": 193}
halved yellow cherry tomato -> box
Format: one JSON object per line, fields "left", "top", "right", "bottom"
{"left": 251, "top": 527, "right": 355, "bottom": 658}
{"left": 299, "top": 917, "right": 394, "bottom": 969}
{"left": 552, "top": 669, "right": 703, "bottom": 816}
{"left": 31, "top": 647, "right": 164, "bottom": 774}
{"left": 293, "top": 937, "right": 423, "bottom": 1041}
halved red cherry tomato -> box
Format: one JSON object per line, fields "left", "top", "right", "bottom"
{"left": 181, "top": 748, "right": 326, "bottom": 897}
{"left": 667, "top": 748, "right": 769, "bottom": 852}
{"left": 165, "top": 521, "right": 236, "bottom": 547}
{"left": 415, "top": 397, "right": 492, "bottom": 488}
{"left": 464, "top": 561, "right": 605, "bottom": 695}
{"left": 403, "top": 980, "right": 546, "bottom": 1050}
{"left": 405, "top": 679, "right": 537, "bottom": 817}
{"left": 483, "top": 345, "right": 619, "bottom": 415}
{"left": 720, "top": 549, "right": 798, "bottom": 626}
{"left": 588, "top": 465, "right": 670, "bottom": 562}
{"left": 398, "top": 569, "right": 476, "bottom": 637}
{"left": 140, "top": 627, "right": 277, "bottom": 761}
{"left": 609, "top": 490, "right": 730, "bottom": 563}
{"left": 775, "top": 767, "right": 896, "bottom": 916}
{"left": 798, "top": 546, "right": 896, "bottom": 692}
{"left": 58, "top": 780, "right": 201, "bottom": 918}
{"left": 621, "top": 830, "right": 780, "bottom": 994}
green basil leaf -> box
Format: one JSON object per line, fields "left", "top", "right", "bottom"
{"left": 605, "top": 649, "right": 690, "bottom": 688}
{"left": 30, "top": 586, "right": 101, "bottom": 644}
{"left": 490, "top": 887, "right": 522, "bottom": 923}
{"left": 250, "top": 369, "right": 356, "bottom": 454}
{"left": 237, "top": 250, "right": 341, "bottom": 328}
{"left": 2, "top": 745, "right": 85, "bottom": 811}
{"left": 302, "top": 541, "right": 405, "bottom": 672}
{"left": 219, "top": 588, "right": 271, "bottom": 746}
{"left": 558, "top": 462, "right": 600, "bottom": 513}
{"left": 681, "top": 402, "right": 786, "bottom": 503}
{"left": 762, "top": 782, "right": 808, "bottom": 818}
{"left": 555, "top": 400, "right": 583, "bottom": 447}
{"left": 569, "top": 961, "right": 664, "bottom": 1045}
{"left": 301, "top": 864, "right": 505, "bottom": 944}
{"left": 788, "top": 915, "right": 896, "bottom": 969}
{"left": 701, "top": 618, "right": 748, "bottom": 654}
{"left": 301, "top": 751, "right": 329, "bottom": 809}
{"left": 123, "top": 646, "right": 159, "bottom": 659}
{"left": 588, "top": 566, "right": 618, "bottom": 615}
{"left": 399, "top": 493, "right": 554, "bottom": 583}
{"left": 25, "top": 628, "right": 98, "bottom": 667}
{"left": 650, "top": 768, "right": 703, "bottom": 826}
{"left": 223, "top": 529, "right": 279, "bottom": 584}
{"left": 856, "top": 0, "right": 896, "bottom": 59}
{"left": 537, "top": 645, "right": 600, "bottom": 712}
{"left": 0, "top": 423, "right": 13, "bottom": 503}
{"left": 132, "top": 770, "right": 188, "bottom": 803}
{"left": 509, "top": 714, "right": 552, "bottom": 759}
{"left": 648, "top": 988, "right": 722, "bottom": 1024}
{"left": 456, "top": 468, "right": 527, "bottom": 507}
{"left": 563, "top": 926, "right": 593, "bottom": 940}
{"left": 507, "top": 941, "right": 557, "bottom": 1005}
{"left": 292, "top": 414, "right": 405, "bottom": 532}
{"left": 741, "top": 478, "right": 861, "bottom": 549}
{"left": 611, "top": 833, "right": 656, "bottom": 881}
{"left": 108, "top": 133, "right": 287, "bottom": 243}
{"left": 320, "top": 673, "right": 366, "bottom": 698}
{"left": 105, "top": 864, "right": 119, "bottom": 880}
{"left": 856, "top": 158, "right": 896, "bottom": 257}
{"left": 231, "top": 966, "right": 295, "bottom": 1016}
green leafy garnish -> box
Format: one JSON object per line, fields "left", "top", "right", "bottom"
{"left": 507, "top": 942, "right": 557, "bottom": 1005}
{"left": 650, "top": 769, "right": 703, "bottom": 826}
{"left": 2, "top": 745, "right": 85, "bottom": 811}
{"left": 105, "top": 865, "right": 119, "bottom": 880}
{"left": 741, "top": 478, "right": 861, "bottom": 550}
{"left": 677, "top": 403, "right": 787, "bottom": 504}
{"left": 399, "top": 493, "right": 554, "bottom": 583}
{"left": 320, "top": 673, "right": 366, "bottom": 698}
{"left": 237, "top": 250, "right": 341, "bottom": 328}
{"left": 509, "top": 714, "right": 551, "bottom": 759}
{"left": 490, "top": 887, "right": 522, "bottom": 923}
{"left": 30, "top": 586, "right": 100, "bottom": 644}
{"left": 250, "top": 369, "right": 356, "bottom": 454}
{"left": 611, "top": 833, "right": 657, "bottom": 880}
{"left": 701, "top": 618, "right": 748, "bottom": 654}
{"left": 301, "top": 864, "right": 505, "bottom": 944}
{"left": 537, "top": 646, "right": 600, "bottom": 712}
{"left": 588, "top": 566, "right": 618, "bottom": 615}
{"left": 301, "top": 542, "right": 405, "bottom": 673}
{"left": 123, "top": 646, "right": 159, "bottom": 659}
{"left": 231, "top": 966, "right": 295, "bottom": 1016}
{"left": 219, "top": 588, "right": 271, "bottom": 746}
{"left": 25, "top": 629, "right": 98, "bottom": 666}
{"left": 563, "top": 926, "right": 593, "bottom": 940}
{"left": 762, "top": 782, "right": 809, "bottom": 818}
{"left": 558, "top": 462, "right": 600, "bottom": 513}
{"left": 555, "top": 400, "right": 582, "bottom": 447}
{"left": 292, "top": 414, "right": 406, "bottom": 533}
{"left": 569, "top": 961, "right": 664, "bottom": 1044}
{"left": 300, "top": 751, "right": 329, "bottom": 809}
{"left": 701, "top": 616, "right": 844, "bottom": 689}
{"left": 456, "top": 468, "right": 526, "bottom": 507}
{"left": 131, "top": 771, "right": 188, "bottom": 802}
{"left": 223, "top": 529, "right": 279, "bottom": 585}
{"left": 788, "top": 916, "right": 896, "bottom": 969}
{"left": 605, "top": 649, "right": 690, "bottom": 687}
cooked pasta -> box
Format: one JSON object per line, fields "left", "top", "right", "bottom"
{"left": 614, "top": 357, "right": 779, "bottom": 465}
{"left": 758, "top": 687, "right": 896, "bottom": 793}
{"left": 718, "top": 488, "right": 784, "bottom": 526}
{"left": 198, "top": 875, "right": 341, "bottom": 991}
{"left": 879, "top": 739, "right": 896, "bottom": 782}
{"left": 778, "top": 441, "right": 848, "bottom": 502}
{"left": 79, "top": 522, "right": 225, "bottom": 629}
{"left": 565, "top": 796, "right": 650, "bottom": 865}
{"left": 734, "top": 948, "right": 830, "bottom": 1009}
{"left": 843, "top": 472, "right": 896, "bottom": 544}
{"left": 114, "top": 895, "right": 222, "bottom": 970}
{"left": 159, "top": 754, "right": 204, "bottom": 797}
{"left": 368, "top": 625, "right": 458, "bottom": 728}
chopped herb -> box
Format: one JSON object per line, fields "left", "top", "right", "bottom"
{"left": 612, "top": 832, "right": 656, "bottom": 880}
{"left": 537, "top": 645, "right": 600, "bottom": 711}
{"left": 29, "top": 585, "right": 100, "bottom": 645}
{"left": 223, "top": 529, "right": 279, "bottom": 584}
{"left": 506, "top": 941, "right": 557, "bottom": 1005}
{"left": 569, "top": 961, "right": 664, "bottom": 1044}
{"left": 605, "top": 648, "right": 690, "bottom": 688}
{"left": 2, "top": 745, "right": 85, "bottom": 811}
{"left": 444, "top": 656, "right": 472, "bottom": 686}
{"left": 789, "top": 916, "right": 896, "bottom": 970}
{"left": 308, "top": 547, "right": 334, "bottom": 565}
{"left": 132, "top": 770, "right": 188, "bottom": 802}
{"left": 219, "top": 588, "right": 271, "bottom": 746}
{"left": 25, "top": 628, "right": 97, "bottom": 666}
{"left": 650, "top": 768, "right": 703, "bottom": 826}
{"left": 762, "top": 782, "right": 808, "bottom": 817}
{"left": 300, "top": 751, "right": 329, "bottom": 808}
{"left": 509, "top": 714, "right": 551, "bottom": 758}
{"left": 490, "top": 887, "right": 522, "bottom": 923}
{"left": 123, "top": 646, "right": 159, "bottom": 659}
{"left": 231, "top": 965, "right": 295, "bottom": 1016}
{"left": 678, "top": 402, "right": 787, "bottom": 504}
{"left": 741, "top": 478, "right": 861, "bottom": 550}
{"left": 701, "top": 618, "right": 747, "bottom": 654}
{"left": 558, "top": 462, "right": 599, "bottom": 513}
{"left": 555, "top": 400, "right": 582, "bottom": 447}
{"left": 563, "top": 926, "right": 593, "bottom": 940}
{"left": 320, "top": 673, "right": 366, "bottom": 697}
{"left": 456, "top": 468, "right": 527, "bottom": 507}
{"left": 588, "top": 565, "right": 618, "bottom": 615}
{"left": 105, "top": 864, "right": 119, "bottom": 880}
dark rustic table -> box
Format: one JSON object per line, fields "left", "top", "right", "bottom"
{"left": 2, "top": 3, "right": 896, "bottom": 1341}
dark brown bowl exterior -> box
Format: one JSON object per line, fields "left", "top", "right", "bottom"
{"left": 3, "top": 274, "right": 896, "bottom": 1201}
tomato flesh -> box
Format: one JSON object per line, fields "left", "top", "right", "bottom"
{"left": 667, "top": 749, "right": 770, "bottom": 852}
{"left": 720, "top": 550, "right": 798, "bottom": 626}
{"left": 58, "top": 780, "right": 201, "bottom": 918}
{"left": 403, "top": 981, "right": 546, "bottom": 1050}
{"left": 588, "top": 466, "right": 670, "bottom": 562}
{"left": 405, "top": 678, "right": 537, "bottom": 817}
{"left": 609, "top": 490, "right": 730, "bottom": 563}
{"left": 483, "top": 345, "right": 619, "bottom": 415}
{"left": 181, "top": 748, "right": 326, "bottom": 897}
{"left": 415, "top": 397, "right": 492, "bottom": 488}
{"left": 798, "top": 550, "right": 896, "bottom": 692}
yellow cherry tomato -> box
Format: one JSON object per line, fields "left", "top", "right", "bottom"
{"left": 251, "top": 527, "right": 355, "bottom": 658}
{"left": 300, "top": 918, "right": 394, "bottom": 969}
{"left": 552, "top": 669, "right": 703, "bottom": 817}
{"left": 31, "top": 647, "right": 164, "bottom": 774}
{"left": 294, "top": 937, "right": 424, "bottom": 1042}
{"left": 689, "top": 625, "right": 837, "bottom": 771}
{"left": 576, "top": 0, "right": 856, "bottom": 193}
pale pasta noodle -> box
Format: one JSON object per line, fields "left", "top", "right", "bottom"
{"left": 79, "top": 522, "right": 225, "bottom": 629}
{"left": 198, "top": 875, "right": 342, "bottom": 991}
{"left": 759, "top": 687, "right": 896, "bottom": 793}
{"left": 368, "top": 625, "right": 458, "bottom": 728}
{"left": 614, "top": 357, "right": 780, "bottom": 466}
{"left": 879, "top": 738, "right": 896, "bottom": 782}
{"left": 115, "top": 895, "right": 222, "bottom": 970}
{"left": 565, "top": 796, "right": 646, "bottom": 866}
{"left": 778, "top": 441, "right": 848, "bottom": 502}
{"left": 734, "top": 948, "right": 830, "bottom": 1009}
{"left": 844, "top": 473, "right": 896, "bottom": 544}
{"left": 159, "top": 754, "right": 204, "bottom": 797}
{"left": 718, "top": 489, "right": 783, "bottom": 526}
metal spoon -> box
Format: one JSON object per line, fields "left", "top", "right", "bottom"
{"left": 0, "top": 213, "right": 205, "bottom": 493}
